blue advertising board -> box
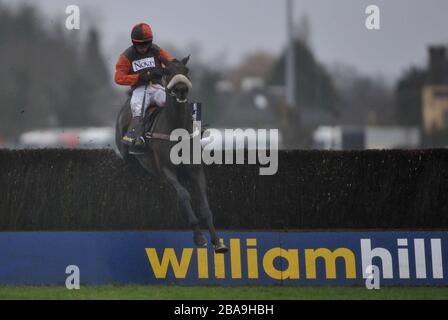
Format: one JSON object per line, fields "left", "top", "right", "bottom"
{"left": 0, "top": 231, "right": 446, "bottom": 285}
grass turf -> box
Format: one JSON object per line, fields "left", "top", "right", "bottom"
{"left": 0, "top": 285, "right": 447, "bottom": 300}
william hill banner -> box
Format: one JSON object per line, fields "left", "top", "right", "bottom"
{"left": 0, "top": 231, "right": 446, "bottom": 285}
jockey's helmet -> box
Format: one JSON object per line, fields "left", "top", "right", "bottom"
{"left": 131, "top": 23, "right": 153, "bottom": 44}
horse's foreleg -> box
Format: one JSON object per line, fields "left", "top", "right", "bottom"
{"left": 162, "top": 167, "right": 206, "bottom": 247}
{"left": 188, "top": 166, "right": 228, "bottom": 253}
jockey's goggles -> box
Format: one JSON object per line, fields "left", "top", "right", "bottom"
{"left": 133, "top": 41, "right": 152, "bottom": 48}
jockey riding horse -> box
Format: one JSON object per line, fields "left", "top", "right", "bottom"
{"left": 114, "top": 22, "right": 173, "bottom": 155}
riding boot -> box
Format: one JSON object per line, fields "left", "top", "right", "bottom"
{"left": 122, "top": 116, "right": 146, "bottom": 155}
{"left": 130, "top": 136, "right": 147, "bottom": 155}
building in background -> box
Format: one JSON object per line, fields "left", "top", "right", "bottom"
{"left": 422, "top": 46, "right": 448, "bottom": 133}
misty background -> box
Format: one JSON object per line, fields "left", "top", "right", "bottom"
{"left": 1, "top": 0, "right": 448, "bottom": 149}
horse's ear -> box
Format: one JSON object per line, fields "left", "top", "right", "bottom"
{"left": 181, "top": 55, "right": 190, "bottom": 65}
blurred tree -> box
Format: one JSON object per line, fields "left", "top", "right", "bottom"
{"left": 295, "top": 15, "right": 311, "bottom": 46}
{"left": 0, "top": 4, "right": 51, "bottom": 137}
{"left": 267, "top": 40, "right": 338, "bottom": 112}
{"left": 83, "top": 28, "right": 110, "bottom": 85}
{"left": 0, "top": 3, "right": 116, "bottom": 140}
{"left": 161, "top": 42, "right": 223, "bottom": 125}
{"left": 57, "top": 73, "right": 96, "bottom": 126}
{"left": 80, "top": 28, "right": 117, "bottom": 126}
{"left": 193, "top": 68, "right": 222, "bottom": 124}
{"left": 330, "top": 64, "right": 396, "bottom": 126}
{"left": 395, "top": 67, "right": 426, "bottom": 126}
{"left": 229, "top": 51, "right": 275, "bottom": 90}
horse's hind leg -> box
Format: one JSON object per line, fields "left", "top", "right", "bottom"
{"left": 161, "top": 166, "right": 206, "bottom": 247}
{"left": 188, "top": 166, "right": 228, "bottom": 254}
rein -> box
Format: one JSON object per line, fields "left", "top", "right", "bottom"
{"left": 144, "top": 73, "right": 198, "bottom": 142}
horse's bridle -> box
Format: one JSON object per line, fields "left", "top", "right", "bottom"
{"left": 146, "top": 72, "right": 196, "bottom": 141}
{"left": 164, "top": 73, "right": 192, "bottom": 104}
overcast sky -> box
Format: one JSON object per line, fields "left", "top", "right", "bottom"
{"left": 8, "top": 0, "right": 448, "bottom": 82}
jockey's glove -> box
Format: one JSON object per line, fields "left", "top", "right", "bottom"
{"left": 138, "top": 71, "right": 151, "bottom": 84}
{"left": 149, "top": 69, "right": 163, "bottom": 81}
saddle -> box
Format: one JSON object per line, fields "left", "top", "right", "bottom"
{"left": 141, "top": 102, "right": 205, "bottom": 143}
{"left": 142, "top": 105, "right": 162, "bottom": 139}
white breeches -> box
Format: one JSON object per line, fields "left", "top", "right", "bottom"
{"left": 130, "top": 84, "right": 166, "bottom": 117}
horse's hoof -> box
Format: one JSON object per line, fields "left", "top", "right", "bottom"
{"left": 194, "top": 233, "right": 207, "bottom": 247}
{"left": 214, "top": 243, "right": 228, "bottom": 254}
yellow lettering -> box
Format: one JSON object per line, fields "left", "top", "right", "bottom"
{"left": 305, "top": 248, "right": 356, "bottom": 279}
{"left": 145, "top": 248, "right": 193, "bottom": 279}
{"left": 230, "top": 239, "right": 242, "bottom": 278}
{"left": 247, "top": 239, "right": 259, "bottom": 279}
{"left": 214, "top": 242, "right": 226, "bottom": 279}
{"left": 197, "top": 248, "right": 209, "bottom": 279}
{"left": 263, "top": 247, "right": 299, "bottom": 280}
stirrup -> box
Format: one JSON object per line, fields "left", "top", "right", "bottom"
{"left": 122, "top": 135, "right": 135, "bottom": 146}
{"left": 128, "top": 137, "right": 146, "bottom": 155}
